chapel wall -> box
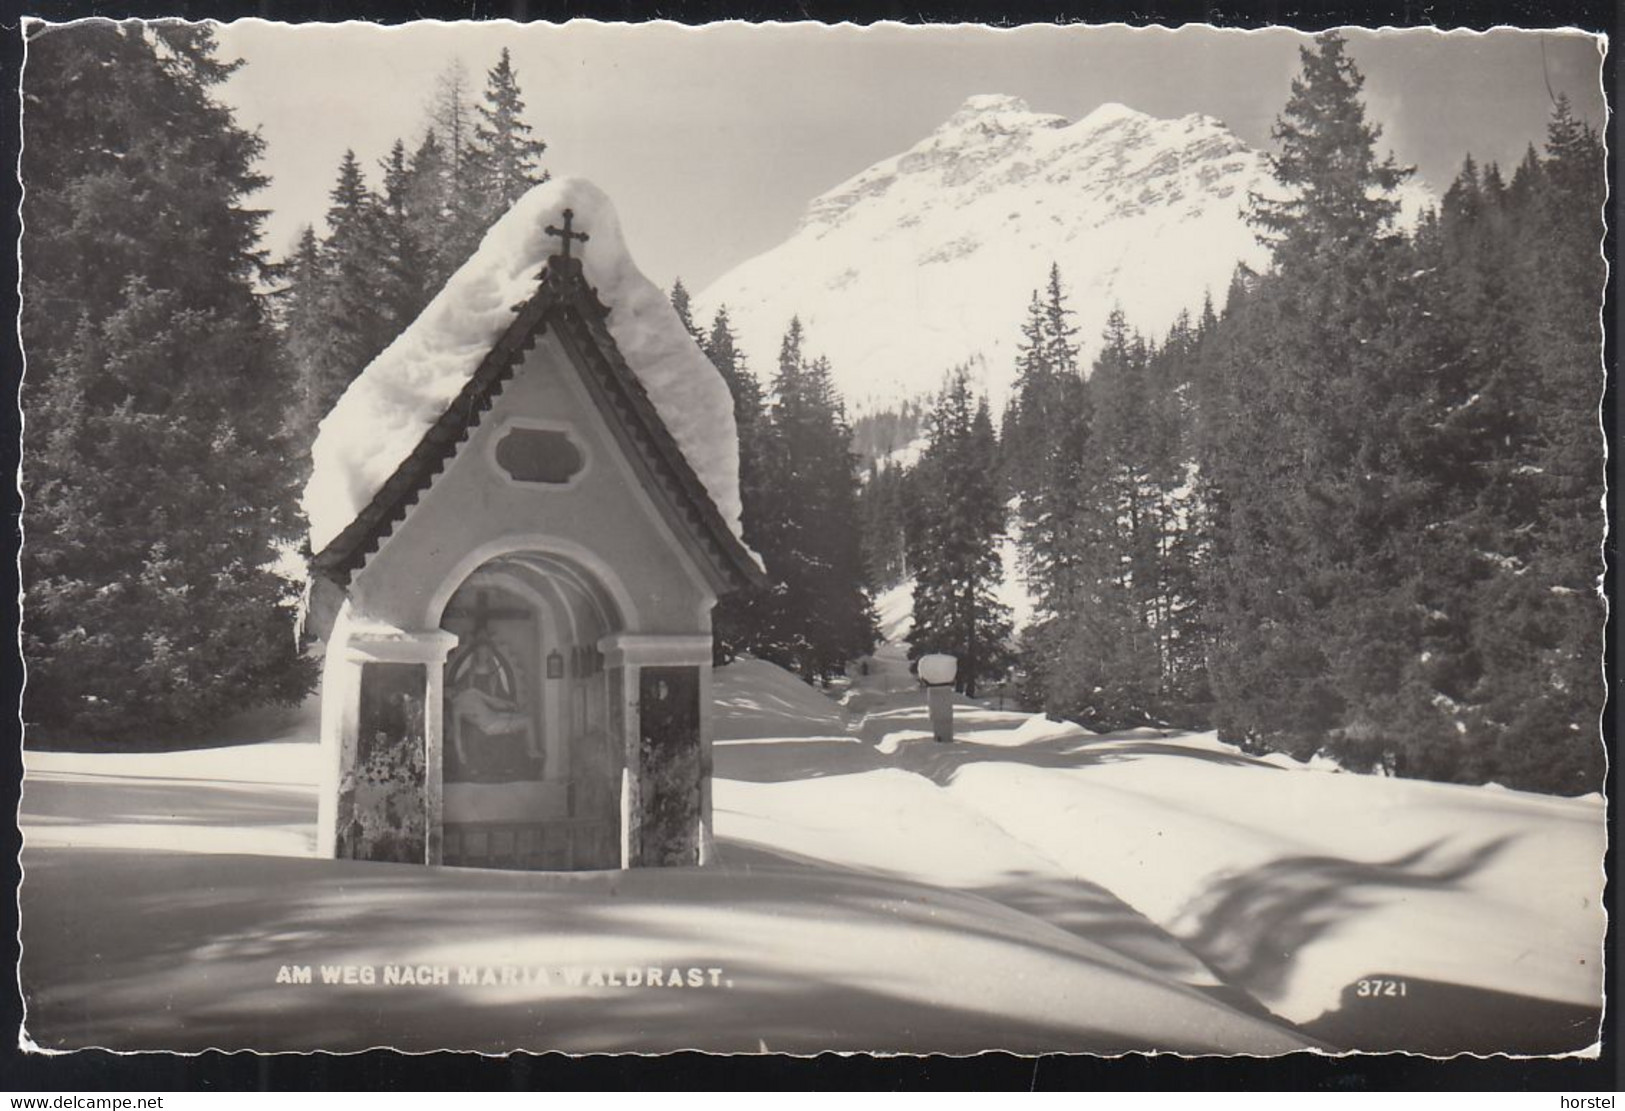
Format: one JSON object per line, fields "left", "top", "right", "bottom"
{"left": 343, "top": 332, "right": 716, "bottom": 637}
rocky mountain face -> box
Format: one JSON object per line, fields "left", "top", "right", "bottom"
{"left": 697, "top": 95, "right": 1427, "bottom": 410}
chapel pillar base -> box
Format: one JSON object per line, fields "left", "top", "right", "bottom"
{"left": 600, "top": 634, "right": 714, "bottom": 869}
{"left": 315, "top": 615, "right": 459, "bottom": 865}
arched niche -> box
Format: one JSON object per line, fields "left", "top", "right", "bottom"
{"left": 437, "top": 552, "right": 624, "bottom": 871}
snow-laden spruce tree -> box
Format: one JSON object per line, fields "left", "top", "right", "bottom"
{"left": 281, "top": 150, "right": 401, "bottom": 446}
{"left": 22, "top": 22, "right": 314, "bottom": 745}
{"left": 1396, "top": 106, "right": 1606, "bottom": 793}
{"left": 741, "top": 319, "right": 877, "bottom": 684}
{"left": 473, "top": 48, "right": 551, "bottom": 221}
{"left": 694, "top": 302, "right": 774, "bottom": 666}
{"left": 1017, "top": 302, "right": 1210, "bottom": 731}
{"left": 1201, "top": 31, "right": 1603, "bottom": 792}
{"left": 1007, "top": 266, "right": 1092, "bottom": 619}
{"left": 1247, "top": 30, "right": 1410, "bottom": 268}
{"left": 1206, "top": 30, "right": 1427, "bottom": 767}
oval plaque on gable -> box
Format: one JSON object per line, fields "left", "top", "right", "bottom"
{"left": 495, "top": 427, "right": 585, "bottom": 485}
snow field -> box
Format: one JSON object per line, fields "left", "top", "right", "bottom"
{"left": 711, "top": 655, "right": 1604, "bottom": 1042}
{"left": 19, "top": 843, "right": 1308, "bottom": 1054}
{"left": 17, "top": 654, "right": 1602, "bottom": 1053}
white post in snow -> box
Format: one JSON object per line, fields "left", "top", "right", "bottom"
{"left": 918, "top": 653, "right": 958, "bottom": 744}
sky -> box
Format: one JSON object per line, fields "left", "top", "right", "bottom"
{"left": 209, "top": 21, "right": 1608, "bottom": 293}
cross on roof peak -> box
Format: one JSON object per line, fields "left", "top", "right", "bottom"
{"left": 545, "top": 208, "right": 590, "bottom": 260}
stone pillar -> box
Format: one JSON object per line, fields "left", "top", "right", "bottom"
{"left": 598, "top": 634, "right": 713, "bottom": 868}
{"left": 316, "top": 618, "right": 459, "bottom": 865}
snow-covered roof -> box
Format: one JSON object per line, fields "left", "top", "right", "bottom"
{"left": 303, "top": 178, "right": 747, "bottom": 561}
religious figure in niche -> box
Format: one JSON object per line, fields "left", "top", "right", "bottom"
{"left": 446, "top": 637, "right": 544, "bottom": 783}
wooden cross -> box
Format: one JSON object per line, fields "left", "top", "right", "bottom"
{"left": 545, "top": 208, "right": 590, "bottom": 260}
{"left": 444, "top": 589, "right": 533, "bottom": 631}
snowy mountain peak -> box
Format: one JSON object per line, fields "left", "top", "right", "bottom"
{"left": 937, "top": 93, "right": 1067, "bottom": 134}
{"left": 698, "top": 98, "right": 1431, "bottom": 410}
{"left": 1076, "top": 100, "right": 1149, "bottom": 130}
{"left": 956, "top": 92, "right": 1032, "bottom": 113}
{"left": 798, "top": 96, "right": 1071, "bottom": 233}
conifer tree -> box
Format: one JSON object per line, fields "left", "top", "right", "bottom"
{"left": 1002, "top": 291, "right": 1052, "bottom": 502}
{"left": 282, "top": 150, "right": 395, "bottom": 449}
{"left": 669, "top": 279, "right": 705, "bottom": 347}
{"left": 692, "top": 304, "right": 770, "bottom": 664}
{"left": 1249, "top": 30, "right": 1409, "bottom": 269}
{"left": 1200, "top": 29, "right": 1595, "bottom": 785}
{"left": 1415, "top": 103, "right": 1607, "bottom": 793}
{"left": 377, "top": 138, "right": 432, "bottom": 328}
{"left": 1202, "top": 31, "right": 1423, "bottom": 761}
{"left": 806, "top": 353, "right": 880, "bottom": 675}
{"left": 707, "top": 307, "right": 762, "bottom": 445}
{"left": 1080, "top": 313, "right": 1164, "bottom": 714}
{"left": 22, "top": 22, "right": 313, "bottom": 744}
{"left": 322, "top": 150, "right": 395, "bottom": 352}
{"left": 1041, "top": 263, "right": 1081, "bottom": 381}
{"left": 277, "top": 50, "right": 552, "bottom": 454}
{"left": 403, "top": 128, "right": 453, "bottom": 294}
{"left": 1145, "top": 310, "right": 1210, "bottom": 715}
{"left": 428, "top": 58, "right": 487, "bottom": 273}
{"left": 905, "top": 372, "right": 1012, "bottom": 696}
{"left": 1022, "top": 309, "right": 1197, "bottom": 729}
{"left": 1516, "top": 100, "right": 1605, "bottom": 790}
{"left": 472, "top": 47, "right": 549, "bottom": 223}
{"left": 1011, "top": 267, "right": 1092, "bottom": 619}
{"left": 750, "top": 319, "right": 877, "bottom": 681}
{"left": 279, "top": 224, "right": 330, "bottom": 438}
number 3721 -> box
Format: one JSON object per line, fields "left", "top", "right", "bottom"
{"left": 1355, "top": 979, "right": 1409, "bottom": 998}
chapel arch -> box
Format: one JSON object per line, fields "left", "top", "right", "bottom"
{"left": 437, "top": 551, "right": 625, "bottom": 871}
{"left": 424, "top": 535, "right": 638, "bottom": 636}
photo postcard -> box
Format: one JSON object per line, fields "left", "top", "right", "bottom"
{"left": 13, "top": 16, "right": 1610, "bottom": 1059}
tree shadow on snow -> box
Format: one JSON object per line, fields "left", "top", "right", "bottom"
{"left": 972, "top": 870, "right": 1237, "bottom": 985}
{"left": 711, "top": 738, "right": 891, "bottom": 783}
{"left": 21, "top": 776, "right": 314, "bottom": 829}
{"left": 711, "top": 689, "right": 848, "bottom": 741}
{"left": 854, "top": 702, "right": 1027, "bottom": 735}
{"left": 878, "top": 733, "right": 1279, "bottom": 788}
{"left": 1173, "top": 836, "right": 1516, "bottom": 1009}
{"left": 18, "top": 846, "right": 1306, "bottom": 1054}
{"left": 715, "top": 838, "right": 1312, "bottom": 1042}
